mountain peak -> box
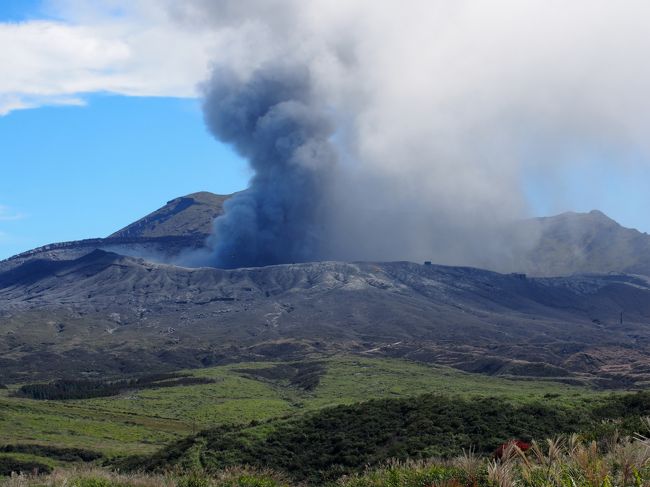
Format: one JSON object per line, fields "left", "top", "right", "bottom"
{"left": 515, "top": 208, "right": 650, "bottom": 277}
{"left": 534, "top": 209, "right": 620, "bottom": 229}
{"left": 110, "top": 191, "right": 231, "bottom": 239}
{"left": 584, "top": 209, "right": 618, "bottom": 224}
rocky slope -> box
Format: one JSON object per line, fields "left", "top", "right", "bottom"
{"left": 109, "top": 191, "right": 227, "bottom": 239}
{"left": 2, "top": 249, "right": 650, "bottom": 386}
{"left": 3, "top": 192, "right": 650, "bottom": 386}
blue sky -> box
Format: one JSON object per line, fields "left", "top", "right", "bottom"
{"left": 0, "top": 1, "right": 249, "bottom": 259}
{"left": 2, "top": 0, "right": 650, "bottom": 260}
{"left": 0, "top": 1, "right": 44, "bottom": 21}
{"left": 0, "top": 95, "right": 248, "bottom": 259}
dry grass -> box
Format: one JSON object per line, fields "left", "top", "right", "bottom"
{"left": 4, "top": 432, "right": 650, "bottom": 487}
{"left": 0, "top": 467, "right": 175, "bottom": 487}
{"left": 486, "top": 433, "right": 650, "bottom": 487}
{"left": 337, "top": 432, "right": 650, "bottom": 487}
{"left": 0, "top": 466, "right": 289, "bottom": 487}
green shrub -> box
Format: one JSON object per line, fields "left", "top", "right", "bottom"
{"left": 177, "top": 470, "right": 211, "bottom": 487}
{"left": 123, "top": 391, "right": 650, "bottom": 482}
{"left": 0, "top": 444, "right": 102, "bottom": 462}
{"left": 218, "top": 473, "right": 285, "bottom": 487}
{"left": 0, "top": 456, "right": 52, "bottom": 476}
{"left": 337, "top": 461, "right": 465, "bottom": 487}
{"left": 70, "top": 477, "right": 118, "bottom": 487}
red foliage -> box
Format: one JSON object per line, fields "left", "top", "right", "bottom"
{"left": 494, "top": 440, "right": 531, "bottom": 459}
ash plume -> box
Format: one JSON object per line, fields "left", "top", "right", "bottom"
{"left": 168, "top": 0, "right": 650, "bottom": 270}
{"left": 201, "top": 65, "right": 336, "bottom": 268}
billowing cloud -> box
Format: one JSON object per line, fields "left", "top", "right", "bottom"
{"left": 181, "top": 0, "right": 650, "bottom": 268}
{"left": 0, "top": 2, "right": 223, "bottom": 114}
{"left": 6, "top": 1, "right": 650, "bottom": 269}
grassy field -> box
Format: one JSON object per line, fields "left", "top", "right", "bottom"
{"left": 0, "top": 355, "right": 602, "bottom": 468}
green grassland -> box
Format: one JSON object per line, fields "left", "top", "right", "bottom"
{"left": 0, "top": 355, "right": 602, "bottom": 469}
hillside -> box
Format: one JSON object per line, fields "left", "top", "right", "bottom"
{"left": 125, "top": 390, "right": 650, "bottom": 481}
{"left": 0, "top": 192, "right": 231, "bottom": 273}
{"left": 2, "top": 249, "right": 650, "bottom": 385}
{"left": 3, "top": 192, "right": 650, "bottom": 387}
{"left": 109, "top": 192, "right": 228, "bottom": 239}
{"left": 0, "top": 356, "right": 590, "bottom": 458}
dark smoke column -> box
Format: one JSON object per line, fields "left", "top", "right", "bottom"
{"left": 202, "top": 65, "right": 336, "bottom": 268}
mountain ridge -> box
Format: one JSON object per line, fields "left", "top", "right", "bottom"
{"left": 0, "top": 192, "right": 228, "bottom": 272}
{"left": 4, "top": 191, "right": 650, "bottom": 278}
{"left": 2, "top": 248, "right": 650, "bottom": 386}
{"left": 517, "top": 208, "right": 650, "bottom": 276}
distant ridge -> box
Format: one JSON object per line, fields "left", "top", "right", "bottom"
{"left": 3, "top": 248, "right": 650, "bottom": 386}
{"left": 3, "top": 191, "right": 650, "bottom": 278}
{"left": 517, "top": 209, "right": 650, "bottom": 277}
{"left": 0, "top": 192, "right": 233, "bottom": 272}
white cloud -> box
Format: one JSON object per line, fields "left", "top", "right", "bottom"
{"left": 0, "top": 1, "right": 225, "bottom": 114}
{"left": 0, "top": 205, "right": 26, "bottom": 221}
{"left": 0, "top": 93, "right": 85, "bottom": 115}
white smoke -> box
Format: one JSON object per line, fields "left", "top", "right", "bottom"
{"left": 9, "top": 1, "right": 650, "bottom": 267}
{"left": 169, "top": 0, "right": 650, "bottom": 267}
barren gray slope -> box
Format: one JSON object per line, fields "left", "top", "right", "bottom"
{"left": 2, "top": 249, "right": 650, "bottom": 385}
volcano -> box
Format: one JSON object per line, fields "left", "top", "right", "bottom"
{"left": 2, "top": 193, "right": 650, "bottom": 387}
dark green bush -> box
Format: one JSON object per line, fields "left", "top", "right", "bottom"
{"left": 16, "top": 374, "right": 215, "bottom": 400}
{"left": 126, "top": 391, "right": 650, "bottom": 483}
{"left": 0, "top": 456, "right": 52, "bottom": 476}
{"left": 0, "top": 444, "right": 102, "bottom": 462}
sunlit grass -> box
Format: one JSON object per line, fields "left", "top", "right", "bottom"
{"left": 0, "top": 355, "right": 604, "bottom": 458}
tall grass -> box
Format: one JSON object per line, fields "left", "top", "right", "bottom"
{"left": 0, "top": 467, "right": 288, "bottom": 487}
{"left": 3, "top": 433, "right": 650, "bottom": 486}
{"left": 482, "top": 433, "right": 650, "bottom": 487}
